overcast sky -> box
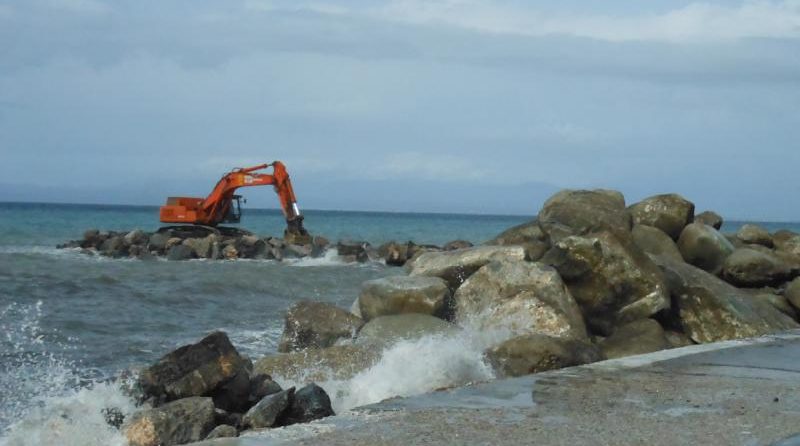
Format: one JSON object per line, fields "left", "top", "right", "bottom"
{"left": 1, "top": 0, "right": 799, "bottom": 219}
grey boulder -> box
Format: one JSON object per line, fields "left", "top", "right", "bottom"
{"left": 627, "top": 193, "right": 695, "bottom": 240}
{"left": 677, "top": 222, "right": 735, "bottom": 274}
{"left": 277, "top": 301, "right": 364, "bottom": 353}
{"left": 358, "top": 275, "right": 451, "bottom": 321}
{"left": 631, "top": 224, "right": 683, "bottom": 262}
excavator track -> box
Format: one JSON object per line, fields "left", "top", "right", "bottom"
{"left": 156, "top": 225, "right": 254, "bottom": 239}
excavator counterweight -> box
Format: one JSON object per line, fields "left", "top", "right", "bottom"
{"left": 159, "top": 161, "right": 311, "bottom": 244}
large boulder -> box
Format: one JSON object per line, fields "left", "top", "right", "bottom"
{"left": 485, "top": 219, "right": 550, "bottom": 261}
{"left": 355, "top": 314, "right": 459, "bottom": 345}
{"left": 138, "top": 331, "right": 250, "bottom": 403}
{"left": 167, "top": 244, "right": 196, "bottom": 261}
{"left": 278, "top": 383, "right": 335, "bottom": 426}
{"left": 541, "top": 231, "right": 670, "bottom": 335}
{"left": 182, "top": 235, "right": 218, "bottom": 259}
{"left": 148, "top": 232, "right": 171, "bottom": 254}
{"left": 537, "top": 189, "right": 631, "bottom": 242}
{"left": 736, "top": 224, "right": 774, "bottom": 248}
{"left": 123, "top": 397, "right": 216, "bottom": 446}
{"left": 124, "top": 229, "right": 149, "bottom": 246}
{"left": 774, "top": 233, "right": 800, "bottom": 257}
{"left": 254, "top": 344, "right": 380, "bottom": 382}
{"left": 337, "top": 241, "right": 371, "bottom": 263}
{"left": 627, "top": 194, "right": 695, "bottom": 240}
{"left": 653, "top": 256, "right": 798, "bottom": 343}
{"left": 693, "top": 211, "right": 723, "bottom": 230}
{"left": 676, "top": 222, "right": 735, "bottom": 274}
{"left": 100, "top": 235, "right": 128, "bottom": 258}
{"left": 358, "top": 275, "right": 451, "bottom": 321}
{"left": 453, "top": 260, "right": 588, "bottom": 341}
{"left": 378, "top": 241, "right": 411, "bottom": 266}
{"left": 485, "top": 334, "right": 602, "bottom": 378}
{"left": 277, "top": 301, "right": 364, "bottom": 353}
{"left": 598, "top": 319, "right": 671, "bottom": 359}
{"left": 786, "top": 278, "right": 800, "bottom": 311}
{"left": 631, "top": 224, "right": 683, "bottom": 262}
{"left": 406, "top": 245, "right": 526, "bottom": 289}
{"left": 721, "top": 248, "right": 797, "bottom": 288}
{"left": 242, "top": 388, "right": 293, "bottom": 430}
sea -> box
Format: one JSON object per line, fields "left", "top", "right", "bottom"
{"left": 0, "top": 202, "right": 797, "bottom": 445}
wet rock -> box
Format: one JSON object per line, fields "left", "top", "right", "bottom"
{"left": 694, "top": 211, "right": 723, "bottom": 230}
{"left": 358, "top": 275, "right": 451, "bottom": 321}
{"left": 721, "top": 248, "right": 796, "bottom": 288}
{"left": 283, "top": 243, "right": 312, "bottom": 259}
{"left": 627, "top": 194, "right": 695, "bottom": 240}
{"left": 183, "top": 235, "right": 217, "bottom": 259}
{"left": 485, "top": 219, "right": 550, "bottom": 261}
{"left": 210, "top": 370, "right": 252, "bottom": 413}
{"left": 248, "top": 373, "right": 283, "bottom": 406}
{"left": 254, "top": 345, "right": 380, "bottom": 382}
{"left": 736, "top": 224, "right": 774, "bottom": 248}
{"left": 100, "top": 235, "right": 128, "bottom": 258}
{"left": 664, "top": 330, "right": 694, "bottom": 348}
{"left": 443, "top": 240, "right": 473, "bottom": 251}
{"left": 222, "top": 244, "right": 238, "bottom": 260}
{"left": 102, "top": 407, "right": 126, "bottom": 429}
{"left": 356, "top": 314, "right": 458, "bottom": 345}
{"left": 124, "top": 229, "right": 149, "bottom": 246}
{"left": 407, "top": 245, "right": 526, "bottom": 289}
{"left": 337, "top": 241, "right": 371, "bottom": 262}
{"left": 786, "top": 278, "right": 800, "bottom": 311}
{"left": 205, "top": 424, "right": 238, "bottom": 439}
{"left": 237, "top": 235, "right": 267, "bottom": 258}
{"left": 486, "top": 334, "right": 602, "bottom": 378}
{"left": 598, "top": 319, "right": 671, "bottom": 359}
{"left": 82, "top": 228, "right": 103, "bottom": 248}
{"left": 165, "top": 237, "right": 184, "bottom": 250}
{"left": 454, "top": 260, "right": 588, "bottom": 341}
{"left": 653, "top": 255, "right": 798, "bottom": 343}
{"left": 676, "top": 222, "right": 735, "bottom": 274}
{"left": 379, "top": 241, "right": 410, "bottom": 266}
{"left": 278, "top": 383, "right": 335, "bottom": 426}
{"left": 167, "top": 244, "right": 196, "bottom": 261}
{"left": 242, "top": 388, "right": 293, "bottom": 430}
{"left": 138, "top": 331, "right": 250, "bottom": 403}
{"left": 123, "top": 397, "right": 215, "bottom": 446}
{"left": 213, "top": 408, "right": 242, "bottom": 430}
{"left": 538, "top": 189, "right": 631, "bottom": 242}
{"left": 312, "top": 236, "right": 330, "bottom": 251}
{"left": 631, "top": 224, "right": 683, "bottom": 262}
{"left": 541, "top": 231, "right": 669, "bottom": 335}
{"left": 277, "top": 301, "right": 364, "bottom": 353}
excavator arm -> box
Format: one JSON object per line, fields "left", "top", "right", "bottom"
{"left": 159, "top": 161, "right": 310, "bottom": 242}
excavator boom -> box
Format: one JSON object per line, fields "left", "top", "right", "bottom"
{"left": 159, "top": 161, "right": 310, "bottom": 243}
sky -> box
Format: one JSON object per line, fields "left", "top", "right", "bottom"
{"left": 0, "top": 0, "right": 799, "bottom": 219}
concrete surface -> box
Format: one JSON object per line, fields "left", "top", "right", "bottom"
{"left": 198, "top": 331, "right": 800, "bottom": 446}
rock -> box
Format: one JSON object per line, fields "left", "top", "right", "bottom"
{"left": 337, "top": 241, "right": 371, "bottom": 262}
{"left": 167, "top": 244, "right": 196, "bottom": 261}
{"left": 242, "top": 388, "right": 293, "bottom": 430}
{"left": 100, "top": 235, "right": 128, "bottom": 258}
{"left": 313, "top": 236, "right": 330, "bottom": 250}
{"left": 537, "top": 189, "right": 631, "bottom": 242}
{"left": 123, "top": 397, "right": 215, "bottom": 446}
{"left": 378, "top": 241, "right": 410, "bottom": 266}
{"left": 222, "top": 244, "right": 238, "bottom": 260}
{"left": 676, "top": 222, "right": 735, "bottom": 274}
{"left": 254, "top": 345, "right": 380, "bottom": 382}
{"left": 283, "top": 243, "right": 312, "bottom": 259}
{"left": 407, "top": 245, "right": 526, "bottom": 289}
{"left": 485, "top": 334, "right": 602, "bottom": 378}
{"left": 267, "top": 237, "right": 285, "bottom": 249}
{"left": 541, "top": 231, "right": 670, "bottom": 335}
{"left": 631, "top": 224, "right": 683, "bottom": 262}
{"left": 485, "top": 219, "right": 550, "bottom": 261}
{"left": 453, "top": 260, "right": 588, "bottom": 341}
{"left": 277, "top": 301, "right": 364, "bottom": 353}
{"left": 209, "top": 369, "right": 252, "bottom": 413}
{"left": 358, "top": 276, "right": 451, "bottom": 321}
{"left": 653, "top": 255, "right": 798, "bottom": 343}
{"left": 736, "top": 224, "right": 774, "bottom": 248}
{"left": 82, "top": 228, "right": 103, "bottom": 248}
{"left": 774, "top": 233, "right": 800, "bottom": 257}
{"left": 627, "top": 194, "right": 695, "bottom": 240}
{"left": 248, "top": 374, "right": 283, "bottom": 406}
{"left": 183, "top": 235, "right": 217, "bottom": 259}
{"left": 148, "top": 232, "right": 171, "bottom": 253}
{"left": 598, "top": 319, "right": 671, "bottom": 359}
{"left": 694, "top": 211, "right": 723, "bottom": 230}
{"left": 443, "top": 240, "right": 473, "bottom": 251}
{"left": 102, "top": 407, "right": 125, "bottom": 429}
{"left": 213, "top": 408, "right": 242, "bottom": 430}
{"left": 786, "top": 278, "right": 800, "bottom": 311}
{"left": 664, "top": 330, "right": 693, "bottom": 348}
{"left": 356, "top": 314, "right": 459, "bottom": 345}
{"left": 138, "top": 331, "right": 250, "bottom": 403}
{"left": 124, "top": 229, "right": 149, "bottom": 246}
{"left": 278, "top": 383, "right": 335, "bottom": 426}
{"left": 237, "top": 236, "right": 267, "bottom": 258}
{"left": 746, "top": 290, "right": 797, "bottom": 319}
{"left": 721, "top": 248, "right": 796, "bottom": 288}
{"left": 205, "top": 424, "right": 238, "bottom": 439}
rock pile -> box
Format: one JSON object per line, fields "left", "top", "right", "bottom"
{"left": 122, "top": 331, "right": 335, "bottom": 446}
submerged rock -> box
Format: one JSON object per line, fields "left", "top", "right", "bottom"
{"left": 407, "top": 245, "right": 526, "bottom": 289}
{"left": 676, "top": 222, "right": 735, "bottom": 274}
{"left": 454, "top": 260, "right": 588, "bottom": 341}
{"left": 123, "top": 397, "right": 215, "bottom": 446}
{"left": 277, "top": 301, "right": 363, "bottom": 353}
{"left": 627, "top": 194, "right": 695, "bottom": 240}
{"left": 358, "top": 275, "right": 451, "bottom": 321}
{"left": 278, "top": 383, "right": 335, "bottom": 426}
{"left": 599, "top": 319, "right": 671, "bottom": 359}
{"left": 486, "top": 334, "right": 602, "bottom": 378}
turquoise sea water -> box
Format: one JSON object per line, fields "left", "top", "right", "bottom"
{"left": 0, "top": 201, "right": 798, "bottom": 444}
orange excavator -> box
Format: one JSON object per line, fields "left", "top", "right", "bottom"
{"left": 159, "top": 161, "right": 310, "bottom": 243}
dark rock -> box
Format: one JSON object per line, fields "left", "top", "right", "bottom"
{"left": 736, "top": 224, "right": 774, "bottom": 248}
{"left": 653, "top": 255, "right": 798, "bottom": 343}
{"left": 242, "top": 388, "right": 293, "bottom": 429}
{"left": 721, "top": 248, "right": 796, "bottom": 288}
{"left": 205, "top": 424, "right": 238, "bottom": 439}
{"left": 406, "top": 245, "right": 526, "bottom": 290}
{"left": 138, "top": 331, "right": 250, "bottom": 403}
{"left": 148, "top": 232, "right": 171, "bottom": 253}
{"left": 100, "top": 235, "right": 128, "bottom": 258}
{"left": 694, "top": 211, "right": 723, "bottom": 230}
{"left": 443, "top": 240, "right": 473, "bottom": 251}
{"left": 627, "top": 194, "right": 695, "bottom": 240}
{"left": 213, "top": 408, "right": 242, "bottom": 429}
{"left": 599, "top": 319, "right": 671, "bottom": 359}
{"left": 676, "top": 222, "right": 735, "bottom": 274}
{"left": 485, "top": 334, "right": 603, "bottom": 378}
{"left": 122, "top": 397, "right": 216, "bottom": 446}
{"left": 378, "top": 241, "right": 410, "bottom": 266}
{"left": 786, "top": 278, "right": 800, "bottom": 311}
{"left": 631, "top": 224, "right": 683, "bottom": 262}
{"left": 538, "top": 189, "right": 631, "bottom": 242}
{"left": 248, "top": 373, "right": 282, "bottom": 406}
{"left": 278, "top": 383, "right": 334, "bottom": 426}
{"left": 358, "top": 275, "right": 451, "bottom": 321}
{"left": 337, "top": 241, "right": 371, "bottom": 262}
{"left": 167, "top": 244, "right": 196, "bottom": 261}
{"left": 102, "top": 407, "right": 125, "bottom": 429}
{"left": 541, "top": 231, "right": 669, "bottom": 335}
{"left": 454, "top": 260, "right": 588, "bottom": 341}
{"left": 81, "top": 228, "right": 104, "bottom": 249}
{"left": 210, "top": 370, "right": 252, "bottom": 413}
{"left": 277, "top": 301, "right": 364, "bottom": 353}
{"left": 312, "top": 236, "right": 330, "bottom": 250}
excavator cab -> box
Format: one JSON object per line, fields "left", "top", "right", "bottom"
{"left": 221, "top": 195, "right": 244, "bottom": 224}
